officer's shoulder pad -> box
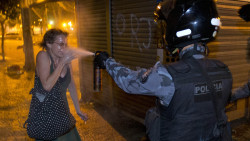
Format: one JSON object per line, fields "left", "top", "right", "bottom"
{"left": 210, "top": 59, "right": 228, "bottom": 68}
{"left": 168, "top": 61, "right": 190, "bottom": 73}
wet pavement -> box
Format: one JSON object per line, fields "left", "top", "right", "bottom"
{"left": 231, "top": 119, "right": 250, "bottom": 141}
{"left": 0, "top": 39, "right": 250, "bottom": 141}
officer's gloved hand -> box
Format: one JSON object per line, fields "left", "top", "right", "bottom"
{"left": 238, "top": 4, "right": 250, "bottom": 22}
{"left": 94, "top": 51, "right": 109, "bottom": 69}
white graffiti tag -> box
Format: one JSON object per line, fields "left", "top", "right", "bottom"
{"left": 116, "top": 14, "right": 126, "bottom": 35}
{"left": 115, "top": 13, "right": 155, "bottom": 52}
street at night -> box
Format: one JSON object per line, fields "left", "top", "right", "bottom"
{"left": 1, "top": 0, "right": 250, "bottom": 140}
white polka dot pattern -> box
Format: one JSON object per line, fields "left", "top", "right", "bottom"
{"left": 24, "top": 73, "right": 76, "bottom": 140}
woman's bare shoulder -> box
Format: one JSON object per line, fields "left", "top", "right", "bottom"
{"left": 36, "top": 51, "right": 50, "bottom": 74}
{"left": 36, "top": 51, "right": 49, "bottom": 61}
{"left": 36, "top": 51, "right": 51, "bottom": 68}
{"left": 37, "top": 50, "right": 47, "bottom": 57}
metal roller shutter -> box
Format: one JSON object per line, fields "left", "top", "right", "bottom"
{"left": 212, "top": 0, "right": 250, "bottom": 88}
{"left": 210, "top": 0, "right": 250, "bottom": 120}
{"left": 76, "top": 0, "right": 109, "bottom": 103}
{"left": 111, "top": 0, "right": 158, "bottom": 119}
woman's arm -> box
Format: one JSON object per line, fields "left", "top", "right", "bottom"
{"left": 68, "top": 64, "right": 88, "bottom": 121}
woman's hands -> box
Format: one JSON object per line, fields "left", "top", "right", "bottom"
{"left": 59, "top": 49, "right": 78, "bottom": 65}
{"left": 59, "top": 48, "right": 94, "bottom": 65}
{"left": 77, "top": 111, "right": 88, "bottom": 122}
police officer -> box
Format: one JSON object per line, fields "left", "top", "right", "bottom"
{"left": 230, "top": 3, "right": 250, "bottom": 102}
{"left": 94, "top": 0, "right": 233, "bottom": 140}
{"left": 231, "top": 81, "right": 250, "bottom": 102}
{"left": 238, "top": 3, "right": 250, "bottom": 22}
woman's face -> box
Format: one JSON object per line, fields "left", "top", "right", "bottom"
{"left": 49, "top": 35, "right": 68, "bottom": 58}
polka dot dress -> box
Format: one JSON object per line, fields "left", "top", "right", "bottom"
{"left": 24, "top": 72, "right": 76, "bottom": 140}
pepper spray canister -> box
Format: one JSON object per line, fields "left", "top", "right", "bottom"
{"left": 93, "top": 61, "right": 102, "bottom": 92}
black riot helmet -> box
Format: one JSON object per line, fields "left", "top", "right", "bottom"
{"left": 156, "top": 0, "right": 221, "bottom": 53}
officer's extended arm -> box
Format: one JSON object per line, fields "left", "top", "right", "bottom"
{"left": 105, "top": 58, "right": 175, "bottom": 106}
{"left": 230, "top": 80, "right": 250, "bottom": 102}
{"left": 94, "top": 51, "right": 175, "bottom": 106}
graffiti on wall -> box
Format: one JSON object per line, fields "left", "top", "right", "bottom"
{"left": 115, "top": 13, "right": 156, "bottom": 51}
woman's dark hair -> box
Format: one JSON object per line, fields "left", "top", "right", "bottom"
{"left": 40, "top": 28, "right": 69, "bottom": 50}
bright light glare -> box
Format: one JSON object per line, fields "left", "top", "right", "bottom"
{"left": 37, "top": 0, "right": 45, "bottom": 2}
{"left": 157, "top": 4, "right": 161, "bottom": 9}
{"left": 48, "top": 24, "right": 52, "bottom": 29}
{"left": 62, "top": 23, "right": 67, "bottom": 27}
{"left": 49, "top": 21, "right": 54, "bottom": 25}
{"left": 176, "top": 29, "right": 191, "bottom": 37}
{"left": 68, "top": 21, "right": 72, "bottom": 27}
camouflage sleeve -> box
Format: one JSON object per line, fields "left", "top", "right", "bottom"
{"left": 105, "top": 58, "right": 175, "bottom": 106}
{"left": 230, "top": 81, "right": 250, "bottom": 102}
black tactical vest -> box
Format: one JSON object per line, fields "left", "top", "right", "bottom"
{"left": 158, "top": 56, "right": 232, "bottom": 141}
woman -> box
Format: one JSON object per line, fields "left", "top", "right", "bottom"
{"left": 26, "top": 28, "right": 88, "bottom": 140}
